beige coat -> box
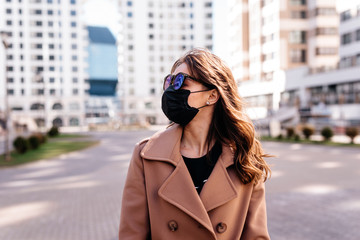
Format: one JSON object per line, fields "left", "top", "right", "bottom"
{"left": 119, "top": 124, "right": 270, "bottom": 240}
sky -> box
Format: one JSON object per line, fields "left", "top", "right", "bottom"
{"left": 81, "top": 0, "right": 119, "bottom": 37}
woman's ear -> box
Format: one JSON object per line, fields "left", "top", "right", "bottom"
{"left": 207, "top": 89, "right": 220, "bottom": 105}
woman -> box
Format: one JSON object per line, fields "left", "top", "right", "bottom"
{"left": 119, "top": 48, "right": 271, "bottom": 240}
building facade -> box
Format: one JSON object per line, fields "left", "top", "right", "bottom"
{"left": 85, "top": 26, "right": 120, "bottom": 125}
{"left": 117, "top": 0, "right": 214, "bottom": 125}
{"left": 284, "top": 0, "right": 360, "bottom": 125}
{"left": 228, "top": 0, "right": 339, "bottom": 120}
{"left": 0, "top": 0, "right": 88, "bottom": 132}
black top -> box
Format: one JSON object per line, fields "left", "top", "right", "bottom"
{"left": 182, "top": 141, "right": 222, "bottom": 194}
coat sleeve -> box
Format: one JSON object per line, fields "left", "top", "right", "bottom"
{"left": 240, "top": 181, "right": 270, "bottom": 240}
{"left": 119, "top": 141, "right": 150, "bottom": 240}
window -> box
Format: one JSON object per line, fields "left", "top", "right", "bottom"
{"left": 48, "top": 10, "right": 53, "bottom": 15}
{"left": 341, "top": 33, "right": 352, "bottom": 45}
{"left": 128, "top": 45, "right": 134, "bottom": 50}
{"left": 205, "top": 2, "right": 212, "bottom": 7}
{"left": 290, "top": 49, "right": 306, "bottom": 63}
{"left": 70, "top": 0, "right": 76, "bottom": 4}
{"left": 49, "top": 66, "right": 55, "bottom": 71}
{"left": 340, "top": 10, "right": 351, "bottom": 22}
{"left": 289, "top": 31, "right": 306, "bottom": 43}
{"left": 290, "top": 0, "right": 306, "bottom": 5}
{"left": 356, "top": 29, "right": 360, "bottom": 41}
{"left": 49, "top": 55, "right": 55, "bottom": 60}
{"left": 50, "top": 89, "right": 56, "bottom": 95}
{"left": 72, "top": 77, "right": 78, "bottom": 83}
{"left": 69, "top": 118, "right": 79, "bottom": 126}
{"left": 71, "top": 44, "right": 77, "bottom": 49}
{"left": 7, "top": 89, "right": 14, "bottom": 95}
{"left": 50, "top": 77, "right": 55, "bottom": 83}
{"left": 72, "top": 66, "right": 78, "bottom": 72}
{"left": 6, "top": 20, "right": 12, "bottom": 26}
{"left": 71, "top": 33, "right": 77, "bottom": 38}
{"left": 49, "top": 44, "right": 55, "bottom": 49}
{"left": 72, "top": 55, "right": 77, "bottom": 60}
{"left": 316, "top": 48, "right": 337, "bottom": 55}
{"left": 315, "top": 8, "right": 336, "bottom": 16}
{"left": 70, "top": 10, "right": 76, "bottom": 16}
{"left": 356, "top": 54, "right": 360, "bottom": 66}
{"left": 6, "top": 9, "right": 12, "bottom": 14}
{"left": 291, "top": 11, "right": 307, "bottom": 19}
{"left": 148, "top": 12, "right": 153, "bottom": 18}
{"left": 316, "top": 27, "right": 337, "bottom": 35}
{"left": 149, "top": 34, "right": 154, "bottom": 39}
{"left": 48, "top": 21, "right": 54, "bottom": 27}
{"left": 127, "top": 12, "right": 133, "bottom": 17}
{"left": 149, "top": 23, "right": 154, "bottom": 28}
{"left": 71, "top": 22, "right": 76, "bottom": 27}
{"left": 339, "top": 56, "right": 352, "bottom": 68}
{"left": 127, "top": 1, "right": 132, "bottom": 6}
{"left": 72, "top": 89, "right": 78, "bottom": 95}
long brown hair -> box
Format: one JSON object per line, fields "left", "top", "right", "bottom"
{"left": 171, "top": 48, "right": 271, "bottom": 184}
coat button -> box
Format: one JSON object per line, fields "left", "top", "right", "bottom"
{"left": 216, "top": 222, "right": 227, "bottom": 233}
{"left": 168, "top": 220, "right": 178, "bottom": 232}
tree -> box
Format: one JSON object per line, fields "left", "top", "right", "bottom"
{"left": 345, "top": 127, "right": 358, "bottom": 144}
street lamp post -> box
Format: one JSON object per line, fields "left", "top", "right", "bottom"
{"left": 1, "top": 31, "right": 11, "bottom": 161}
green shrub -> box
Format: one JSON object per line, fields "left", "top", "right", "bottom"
{"left": 294, "top": 134, "right": 301, "bottom": 141}
{"left": 13, "top": 136, "right": 28, "bottom": 154}
{"left": 47, "top": 126, "right": 59, "bottom": 137}
{"left": 34, "top": 133, "right": 47, "bottom": 144}
{"left": 276, "top": 134, "right": 283, "bottom": 140}
{"left": 286, "top": 127, "right": 295, "bottom": 139}
{"left": 302, "top": 125, "right": 314, "bottom": 140}
{"left": 28, "top": 135, "right": 40, "bottom": 149}
{"left": 345, "top": 127, "right": 358, "bottom": 144}
{"left": 321, "top": 127, "right": 333, "bottom": 141}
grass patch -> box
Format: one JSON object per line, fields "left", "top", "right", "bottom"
{"left": 51, "top": 133, "right": 91, "bottom": 139}
{"left": 260, "top": 136, "right": 360, "bottom": 147}
{"left": 0, "top": 140, "right": 99, "bottom": 168}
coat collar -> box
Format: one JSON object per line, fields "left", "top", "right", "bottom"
{"left": 140, "top": 124, "right": 238, "bottom": 237}
{"left": 140, "top": 124, "right": 234, "bottom": 168}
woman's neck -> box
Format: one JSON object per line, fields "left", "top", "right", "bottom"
{"left": 180, "top": 117, "right": 214, "bottom": 158}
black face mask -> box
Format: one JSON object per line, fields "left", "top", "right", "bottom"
{"left": 161, "top": 85, "right": 209, "bottom": 126}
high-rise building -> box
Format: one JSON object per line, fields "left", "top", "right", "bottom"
{"left": 85, "top": 26, "right": 120, "bottom": 125}
{"left": 117, "top": 0, "right": 214, "bottom": 125}
{"left": 284, "top": 0, "right": 360, "bottom": 125}
{"left": 228, "top": 0, "right": 339, "bottom": 119}
{"left": 0, "top": 0, "right": 88, "bottom": 131}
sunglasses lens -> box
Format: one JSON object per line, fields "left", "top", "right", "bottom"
{"left": 164, "top": 75, "right": 172, "bottom": 90}
{"left": 173, "top": 74, "right": 184, "bottom": 90}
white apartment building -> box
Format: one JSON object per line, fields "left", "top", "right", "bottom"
{"left": 228, "top": 0, "right": 339, "bottom": 120}
{"left": 284, "top": 0, "right": 360, "bottom": 125}
{"left": 0, "top": 0, "right": 88, "bottom": 132}
{"left": 118, "top": 0, "right": 214, "bottom": 125}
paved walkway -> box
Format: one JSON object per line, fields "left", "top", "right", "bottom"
{"left": 0, "top": 130, "right": 359, "bottom": 239}
{"left": 265, "top": 141, "right": 360, "bottom": 239}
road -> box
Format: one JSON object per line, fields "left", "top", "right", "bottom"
{"left": 0, "top": 130, "right": 359, "bottom": 239}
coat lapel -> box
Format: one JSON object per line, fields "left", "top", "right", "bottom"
{"left": 200, "top": 144, "right": 238, "bottom": 212}
{"left": 158, "top": 159, "right": 215, "bottom": 236}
